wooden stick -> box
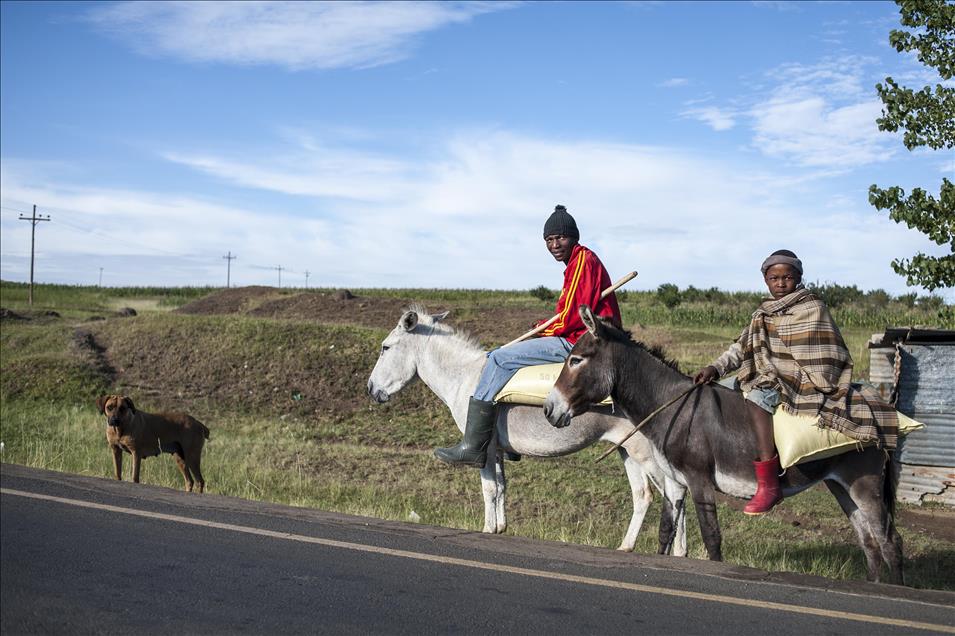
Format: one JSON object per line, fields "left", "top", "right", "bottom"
{"left": 595, "top": 384, "right": 700, "bottom": 463}
{"left": 502, "top": 270, "right": 638, "bottom": 348}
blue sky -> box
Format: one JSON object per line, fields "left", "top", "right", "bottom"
{"left": 1, "top": 1, "right": 952, "bottom": 298}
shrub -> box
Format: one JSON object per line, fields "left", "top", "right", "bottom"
{"left": 866, "top": 289, "right": 891, "bottom": 309}
{"left": 917, "top": 295, "right": 945, "bottom": 312}
{"left": 807, "top": 281, "right": 864, "bottom": 308}
{"left": 656, "top": 283, "right": 682, "bottom": 309}
{"left": 530, "top": 285, "right": 556, "bottom": 303}
{"left": 898, "top": 292, "right": 918, "bottom": 308}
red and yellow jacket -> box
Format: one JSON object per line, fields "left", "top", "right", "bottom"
{"left": 541, "top": 243, "right": 621, "bottom": 344}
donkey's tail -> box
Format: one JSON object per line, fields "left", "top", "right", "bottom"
{"left": 883, "top": 451, "right": 898, "bottom": 526}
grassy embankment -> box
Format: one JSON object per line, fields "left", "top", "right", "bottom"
{"left": 1, "top": 281, "right": 952, "bottom": 589}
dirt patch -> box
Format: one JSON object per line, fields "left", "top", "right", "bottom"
{"left": 71, "top": 328, "right": 116, "bottom": 383}
{"left": 716, "top": 489, "right": 955, "bottom": 542}
{"left": 899, "top": 507, "right": 955, "bottom": 543}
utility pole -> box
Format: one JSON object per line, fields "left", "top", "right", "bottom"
{"left": 304, "top": 270, "right": 311, "bottom": 289}
{"left": 223, "top": 251, "right": 237, "bottom": 288}
{"left": 273, "top": 265, "right": 284, "bottom": 288}
{"left": 98, "top": 267, "right": 104, "bottom": 287}
{"left": 18, "top": 205, "right": 51, "bottom": 306}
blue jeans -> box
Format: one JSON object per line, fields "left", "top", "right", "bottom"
{"left": 474, "top": 336, "right": 573, "bottom": 402}
{"left": 717, "top": 376, "right": 781, "bottom": 414}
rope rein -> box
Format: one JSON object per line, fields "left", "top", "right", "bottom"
{"left": 595, "top": 383, "right": 702, "bottom": 463}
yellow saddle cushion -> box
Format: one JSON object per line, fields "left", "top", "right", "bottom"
{"left": 495, "top": 363, "right": 612, "bottom": 407}
{"left": 496, "top": 369, "right": 922, "bottom": 468}
{"left": 773, "top": 408, "right": 923, "bottom": 469}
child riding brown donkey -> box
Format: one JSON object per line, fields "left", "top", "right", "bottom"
{"left": 693, "top": 250, "right": 899, "bottom": 515}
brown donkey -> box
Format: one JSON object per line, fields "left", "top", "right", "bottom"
{"left": 543, "top": 306, "right": 903, "bottom": 584}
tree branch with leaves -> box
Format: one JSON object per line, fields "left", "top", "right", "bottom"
{"left": 870, "top": 0, "right": 955, "bottom": 292}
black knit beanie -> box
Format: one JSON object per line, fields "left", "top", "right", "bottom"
{"left": 543, "top": 205, "right": 579, "bottom": 240}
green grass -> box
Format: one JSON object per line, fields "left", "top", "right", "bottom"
{"left": 0, "top": 322, "right": 111, "bottom": 404}
{"left": 0, "top": 281, "right": 214, "bottom": 317}
{"left": 3, "top": 398, "right": 952, "bottom": 589}
{"left": 8, "top": 280, "right": 947, "bottom": 330}
{"left": 1, "top": 281, "right": 953, "bottom": 590}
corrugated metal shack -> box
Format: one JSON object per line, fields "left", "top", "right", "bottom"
{"left": 869, "top": 328, "right": 955, "bottom": 506}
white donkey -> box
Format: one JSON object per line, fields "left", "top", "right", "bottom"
{"left": 366, "top": 305, "right": 686, "bottom": 554}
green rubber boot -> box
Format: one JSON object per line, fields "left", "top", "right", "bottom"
{"left": 434, "top": 397, "right": 496, "bottom": 468}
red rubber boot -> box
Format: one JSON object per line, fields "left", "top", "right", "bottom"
{"left": 744, "top": 455, "right": 782, "bottom": 515}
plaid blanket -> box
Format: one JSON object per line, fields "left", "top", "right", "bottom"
{"left": 736, "top": 288, "right": 898, "bottom": 449}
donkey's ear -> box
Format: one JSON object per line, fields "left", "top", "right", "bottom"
{"left": 432, "top": 310, "right": 450, "bottom": 322}
{"left": 96, "top": 395, "right": 109, "bottom": 414}
{"left": 123, "top": 396, "right": 136, "bottom": 414}
{"left": 400, "top": 310, "right": 418, "bottom": 332}
{"left": 579, "top": 305, "right": 599, "bottom": 337}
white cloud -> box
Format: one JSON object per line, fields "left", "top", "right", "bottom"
{"left": 3, "top": 130, "right": 947, "bottom": 297}
{"left": 746, "top": 57, "right": 898, "bottom": 168}
{"left": 85, "top": 1, "right": 515, "bottom": 71}
{"left": 764, "top": 56, "right": 877, "bottom": 101}
{"left": 681, "top": 56, "right": 899, "bottom": 169}
{"left": 751, "top": 1, "right": 803, "bottom": 11}
{"left": 660, "top": 77, "right": 689, "bottom": 88}
{"left": 680, "top": 106, "right": 737, "bottom": 131}
{"left": 162, "top": 148, "right": 419, "bottom": 202}
{"left": 750, "top": 97, "right": 892, "bottom": 167}
{"left": 0, "top": 162, "right": 335, "bottom": 286}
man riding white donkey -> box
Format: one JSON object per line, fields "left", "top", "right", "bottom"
{"left": 693, "top": 250, "right": 899, "bottom": 514}
{"left": 435, "top": 205, "right": 622, "bottom": 468}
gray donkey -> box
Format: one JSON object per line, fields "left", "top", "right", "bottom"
{"left": 545, "top": 305, "right": 903, "bottom": 584}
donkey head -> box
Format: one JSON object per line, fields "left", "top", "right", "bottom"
{"left": 544, "top": 305, "right": 619, "bottom": 428}
{"left": 366, "top": 307, "right": 449, "bottom": 403}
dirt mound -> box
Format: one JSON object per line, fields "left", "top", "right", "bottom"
{"left": 173, "top": 287, "right": 550, "bottom": 346}
{"left": 247, "top": 293, "right": 548, "bottom": 346}
{"left": 247, "top": 291, "right": 412, "bottom": 331}
{"left": 0, "top": 307, "right": 61, "bottom": 321}
{"left": 175, "top": 286, "right": 410, "bottom": 331}
{"left": 451, "top": 305, "right": 547, "bottom": 347}
{"left": 0, "top": 307, "right": 27, "bottom": 321}
{"left": 175, "top": 286, "right": 279, "bottom": 315}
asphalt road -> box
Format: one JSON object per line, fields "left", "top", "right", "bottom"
{"left": 2, "top": 464, "right": 954, "bottom": 635}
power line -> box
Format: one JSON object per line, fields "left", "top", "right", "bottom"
{"left": 18, "top": 205, "right": 51, "bottom": 306}
{"left": 8, "top": 205, "right": 201, "bottom": 260}
{"left": 251, "top": 264, "right": 298, "bottom": 284}
{"left": 50, "top": 217, "right": 192, "bottom": 258}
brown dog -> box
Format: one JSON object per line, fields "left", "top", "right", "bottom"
{"left": 96, "top": 395, "right": 210, "bottom": 493}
